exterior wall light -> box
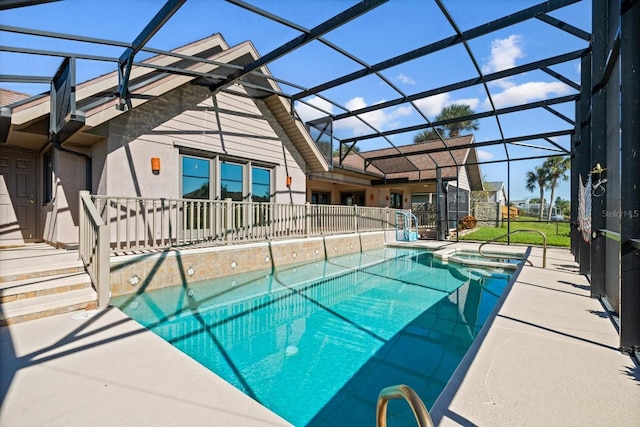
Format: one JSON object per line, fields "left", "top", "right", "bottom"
{"left": 286, "top": 176, "right": 292, "bottom": 187}
{"left": 151, "top": 157, "right": 161, "bottom": 175}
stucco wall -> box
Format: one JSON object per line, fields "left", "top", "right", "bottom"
{"left": 102, "top": 84, "right": 306, "bottom": 204}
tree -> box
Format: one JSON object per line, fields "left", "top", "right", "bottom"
{"left": 436, "top": 103, "right": 479, "bottom": 137}
{"left": 555, "top": 197, "right": 570, "bottom": 217}
{"left": 543, "top": 157, "right": 570, "bottom": 221}
{"left": 413, "top": 103, "right": 479, "bottom": 143}
{"left": 413, "top": 128, "right": 441, "bottom": 143}
{"left": 316, "top": 140, "right": 360, "bottom": 159}
{"left": 471, "top": 176, "right": 494, "bottom": 202}
{"left": 525, "top": 166, "right": 548, "bottom": 221}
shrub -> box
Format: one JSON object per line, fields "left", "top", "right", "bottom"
{"left": 459, "top": 215, "right": 477, "bottom": 230}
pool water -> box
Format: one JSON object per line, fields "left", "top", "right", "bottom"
{"left": 113, "top": 248, "right": 512, "bottom": 426}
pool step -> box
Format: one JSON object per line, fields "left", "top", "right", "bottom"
{"left": 0, "top": 271, "right": 96, "bottom": 326}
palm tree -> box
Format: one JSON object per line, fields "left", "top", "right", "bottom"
{"left": 437, "top": 104, "right": 479, "bottom": 137}
{"left": 543, "top": 157, "right": 570, "bottom": 221}
{"left": 555, "top": 197, "right": 570, "bottom": 217}
{"left": 525, "top": 166, "right": 548, "bottom": 221}
{"left": 413, "top": 128, "right": 441, "bottom": 143}
{"left": 413, "top": 103, "right": 479, "bottom": 143}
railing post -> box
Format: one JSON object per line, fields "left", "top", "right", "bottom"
{"left": 225, "top": 198, "right": 232, "bottom": 244}
{"left": 79, "top": 190, "right": 87, "bottom": 261}
{"left": 354, "top": 205, "right": 358, "bottom": 233}
{"left": 385, "top": 207, "right": 389, "bottom": 231}
{"left": 305, "top": 202, "right": 311, "bottom": 237}
{"left": 96, "top": 223, "right": 110, "bottom": 308}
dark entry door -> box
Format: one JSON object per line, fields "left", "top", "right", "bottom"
{"left": 0, "top": 150, "right": 38, "bottom": 243}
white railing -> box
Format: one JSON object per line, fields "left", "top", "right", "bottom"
{"left": 91, "top": 195, "right": 402, "bottom": 252}
{"left": 79, "top": 191, "right": 110, "bottom": 308}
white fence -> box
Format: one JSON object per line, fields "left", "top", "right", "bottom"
{"left": 91, "top": 196, "right": 402, "bottom": 252}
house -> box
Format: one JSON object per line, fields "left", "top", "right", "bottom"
{"left": 485, "top": 181, "right": 507, "bottom": 203}
{"left": 306, "top": 135, "right": 484, "bottom": 231}
{"left": 0, "top": 34, "right": 329, "bottom": 247}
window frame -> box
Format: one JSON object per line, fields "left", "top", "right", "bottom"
{"left": 250, "top": 165, "right": 272, "bottom": 203}
{"left": 180, "top": 155, "right": 214, "bottom": 200}
{"left": 43, "top": 149, "right": 54, "bottom": 205}
{"left": 179, "top": 150, "right": 275, "bottom": 203}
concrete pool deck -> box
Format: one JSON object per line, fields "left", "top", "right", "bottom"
{"left": 1, "top": 243, "right": 638, "bottom": 426}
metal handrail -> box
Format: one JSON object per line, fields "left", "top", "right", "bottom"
{"left": 376, "top": 384, "right": 434, "bottom": 427}
{"left": 478, "top": 229, "right": 546, "bottom": 268}
{"left": 593, "top": 228, "right": 620, "bottom": 241}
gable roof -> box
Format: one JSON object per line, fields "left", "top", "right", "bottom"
{"left": 3, "top": 34, "right": 329, "bottom": 173}
{"left": 486, "top": 181, "right": 505, "bottom": 191}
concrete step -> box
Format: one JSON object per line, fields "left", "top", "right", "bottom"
{"left": 0, "top": 260, "right": 85, "bottom": 284}
{"left": 0, "top": 287, "right": 97, "bottom": 326}
{"left": 0, "top": 272, "right": 92, "bottom": 303}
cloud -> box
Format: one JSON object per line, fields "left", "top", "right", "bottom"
{"left": 414, "top": 93, "right": 481, "bottom": 117}
{"left": 414, "top": 93, "right": 451, "bottom": 116}
{"left": 335, "top": 96, "right": 414, "bottom": 136}
{"left": 487, "top": 81, "right": 571, "bottom": 108}
{"left": 396, "top": 73, "right": 416, "bottom": 85}
{"left": 478, "top": 35, "right": 573, "bottom": 109}
{"left": 453, "top": 97, "right": 480, "bottom": 110}
{"left": 477, "top": 149, "right": 494, "bottom": 160}
{"left": 482, "top": 34, "right": 524, "bottom": 74}
{"left": 294, "top": 96, "right": 335, "bottom": 122}
{"left": 296, "top": 96, "right": 414, "bottom": 136}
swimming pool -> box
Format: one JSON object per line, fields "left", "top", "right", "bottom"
{"left": 113, "top": 247, "right": 514, "bottom": 426}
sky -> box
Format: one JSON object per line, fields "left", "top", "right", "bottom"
{"left": 0, "top": 0, "right": 592, "bottom": 203}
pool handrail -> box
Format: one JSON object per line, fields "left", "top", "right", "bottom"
{"left": 376, "top": 384, "right": 434, "bottom": 427}
{"left": 478, "top": 229, "right": 546, "bottom": 268}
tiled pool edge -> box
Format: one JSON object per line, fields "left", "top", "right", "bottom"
{"left": 109, "top": 232, "right": 386, "bottom": 297}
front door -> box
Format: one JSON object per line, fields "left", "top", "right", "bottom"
{"left": 0, "top": 149, "right": 38, "bottom": 244}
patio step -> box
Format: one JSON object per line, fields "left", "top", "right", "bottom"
{"left": 0, "top": 271, "right": 96, "bottom": 326}
{"left": 0, "top": 259, "right": 85, "bottom": 284}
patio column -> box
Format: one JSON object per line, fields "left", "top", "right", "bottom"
{"left": 620, "top": 0, "right": 640, "bottom": 352}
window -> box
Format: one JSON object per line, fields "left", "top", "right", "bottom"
{"left": 311, "top": 192, "right": 330, "bottom": 204}
{"left": 251, "top": 167, "right": 271, "bottom": 202}
{"left": 182, "top": 156, "right": 212, "bottom": 230}
{"left": 390, "top": 192, "right": 402, "bottom": 208}
{"left": 448, "top": 185, "right": 470, "bottom": 228}
{"left": 221, "top": 162, "right": 243, "bottom": 201}
{"left": 43, "top": 150, "right": 53, "bottom": 204}
{"left": 341, "top": 191, "right": 365, "bottom": 206}
{"left": 180, "top": 153, "right": 274, "bottom": 203}
{"left": 182, "top": 156, "right": 210, "bottom": 199}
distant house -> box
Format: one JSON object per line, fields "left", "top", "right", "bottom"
{"left": 306, "top": 135, "right": 484, "bottom": 230}
{"left": 485, "top": 181, "right": 507, "bottom": 203}
{"left": 0, "top": 34, "right": 328, "bottom": 247}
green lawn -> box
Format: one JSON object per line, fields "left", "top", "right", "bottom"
{"left": 458, "top": 217, "right": 570, "bottom": 247}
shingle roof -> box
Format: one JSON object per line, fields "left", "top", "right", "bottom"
{"left": 0, "top": 88, "right": 30, "bottom": 107}
{"left": 336, "top": 135, "right": 476, "bottom": 180}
